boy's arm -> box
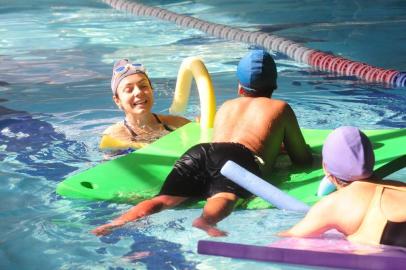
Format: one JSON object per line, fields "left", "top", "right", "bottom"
{"left": 283, "top": 104, "right": 313, "bottom": 166}
{"left": 91, "top": 195, "right": 187, "bottom": 236}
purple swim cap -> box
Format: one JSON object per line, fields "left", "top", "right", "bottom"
{"left": 111, "top": 59, "right": 148, "bottom": 96}
{"left": 317, "top": 126, "right": 375, "bottom": 196}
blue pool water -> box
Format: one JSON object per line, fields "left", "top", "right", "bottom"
{"left": 1, "top": 0, "right": 405, "bottom": 269}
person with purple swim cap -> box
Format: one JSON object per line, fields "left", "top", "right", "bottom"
{"left": 280, "top": 126, "right": 406, "bottom": 248}
{"left": 101, "top": 59, "right": 189, "bottom": 155}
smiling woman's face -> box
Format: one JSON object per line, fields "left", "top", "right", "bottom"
{"left": 113, "top": 73, "right": 154, "bottom": 115}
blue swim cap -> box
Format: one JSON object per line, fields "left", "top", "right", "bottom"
{"left": 237, "top": 50, "right": 277, "bottom": 94}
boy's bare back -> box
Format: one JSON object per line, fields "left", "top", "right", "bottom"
{"left": 213, "top": 97, "right": 312, "bottom": 171}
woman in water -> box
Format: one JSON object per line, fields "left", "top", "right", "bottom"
{"left": 101, "top": 59, "right": 190, "bottom": 155}
{"left": 279, "top": 126, "right": 406, "bottom": 248}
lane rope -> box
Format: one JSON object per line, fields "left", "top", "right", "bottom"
{"left": 102, "top": 0, "right": 405, "bottom": 87}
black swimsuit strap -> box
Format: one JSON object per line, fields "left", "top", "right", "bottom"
{"left": 152, "top": 113, "right": 174, "bottom": 132}
{"left": 123, "top": 119, "right": 138, "bottom": 138}
{"left": 381, "top": 220, "right": 406, "bottom": 247}
{"left": 124, "top": 114, "right": 174, "bottom": 139}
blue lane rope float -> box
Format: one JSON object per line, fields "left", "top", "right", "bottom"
{"left": 220, "top": 161, "right": 310, "bottom": 212}
{"left": 102, "top": 0, "right": 405, "bottom": 87}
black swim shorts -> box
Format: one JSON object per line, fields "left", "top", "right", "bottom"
{"left": 158, "top": 142, "right": 261, "bottom": 199}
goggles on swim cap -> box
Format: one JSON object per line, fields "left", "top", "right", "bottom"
{"left": 111, "top": 61, "right": 150, "bottom": 95}
{"left": 113, "top": 63, "right": 146, "bottom": 78}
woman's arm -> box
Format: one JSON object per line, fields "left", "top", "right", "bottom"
{"left": 278, "top": 195, "right": 336, "bottom": 237}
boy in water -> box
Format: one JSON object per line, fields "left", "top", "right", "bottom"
{"left": 93, "top": 50, "right": 312, "bottom": 237}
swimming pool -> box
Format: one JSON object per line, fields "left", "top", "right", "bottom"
{"left": 1, "top": 0, "right": 405, "bottom": 269}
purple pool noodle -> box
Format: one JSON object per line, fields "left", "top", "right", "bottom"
{"left": 197, "top": 240, "right": 406, "bottom": 270}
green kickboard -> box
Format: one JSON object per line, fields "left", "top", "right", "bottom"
{"left": 56, "top": 123, "right": 406, "bottom": 209}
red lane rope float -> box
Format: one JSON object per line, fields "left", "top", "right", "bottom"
{"left": 103, "top": 0, "right": 405, "bottom": 87}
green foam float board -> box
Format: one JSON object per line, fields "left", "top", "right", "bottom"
{"left": 57, "top": 123, "right": 212, "bottom": 203}
{"left": 57, "top": 123, "right": 406, "bottom": 209}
